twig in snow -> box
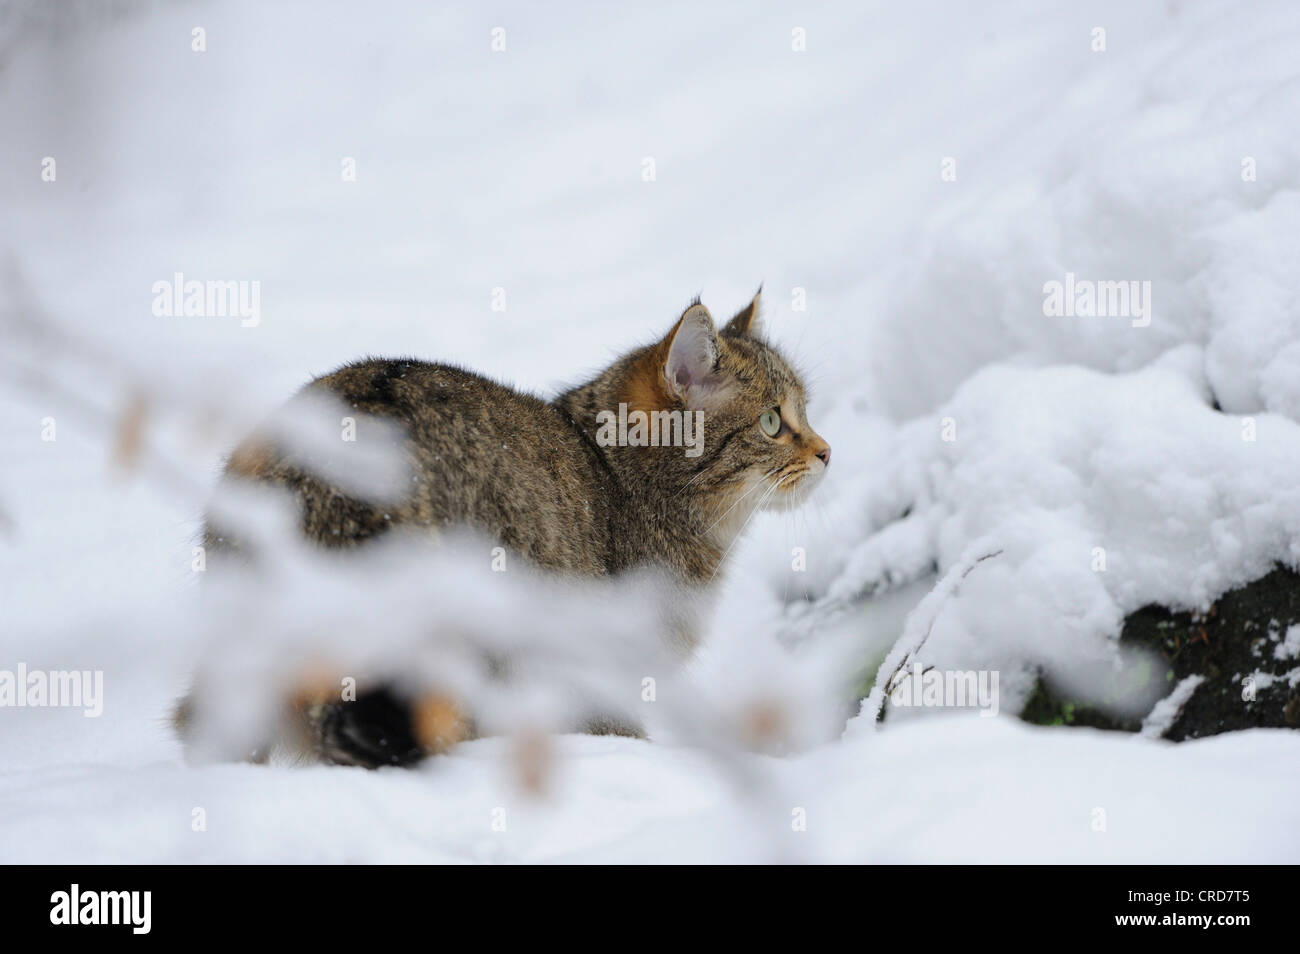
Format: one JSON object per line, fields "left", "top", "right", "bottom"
{"left": 851, "top": 545, "right": 1004, "bottom": 733}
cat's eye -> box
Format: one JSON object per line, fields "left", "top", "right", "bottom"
{"left": 759, "top": 409, "right": 782, "bottom": 437}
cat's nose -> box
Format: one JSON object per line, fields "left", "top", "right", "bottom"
{"left": 808, "top": 436, "right": 830, "bottom": 467}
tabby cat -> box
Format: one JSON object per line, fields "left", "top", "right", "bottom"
{"left": 176, "top": 291, "right": 830, "bottom": 767}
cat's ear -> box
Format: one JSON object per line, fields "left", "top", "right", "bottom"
{"left": 721, "top": 286, "right": 764, "bottom": 338}
{"left": 663, "top": 302, "right": 726, "bottom": 407}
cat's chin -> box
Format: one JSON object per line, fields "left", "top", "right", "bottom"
{"left": 764, "top": 470, "right": 823, "bottom": 511}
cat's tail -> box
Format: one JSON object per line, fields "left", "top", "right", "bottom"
{"left": 172, "top": 679, "right": 473, "bottom": 769}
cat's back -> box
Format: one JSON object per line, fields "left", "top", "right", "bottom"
{"left": 239, "top": 357, "right": 615, "bottom": 571}
{"left": 315, "top": 357, "right": 545, "bottom": 434}
{"left": 314, "top": 357, "right": 588, "bottom": 474}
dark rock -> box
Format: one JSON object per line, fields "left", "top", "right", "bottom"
{"left": 1021, "top": 566, "right": 1300, "bottom": 740}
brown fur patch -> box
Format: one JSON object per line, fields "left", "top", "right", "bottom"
{"left": 226, "top": 436, "right": 276, "bottom": 480}
{"left": 619, "top": 342, "right": 672, "bottom": 415}
{"left": 288, "top": 664, "right": 345, "bottom": 708}
{"left": 412, "top": 694, "right": 472, "bottom": 754}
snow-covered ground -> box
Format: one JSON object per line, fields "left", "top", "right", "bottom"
{"left": 2, "top": 0, "right": 1298, "bottom": 863}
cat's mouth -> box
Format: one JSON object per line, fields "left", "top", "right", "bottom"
{"left": 762, "top": 463, "right": 824, "bottom": 511}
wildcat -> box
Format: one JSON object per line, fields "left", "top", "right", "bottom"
{"left": 176, "top": 291, "right": 831, "bottom": 767}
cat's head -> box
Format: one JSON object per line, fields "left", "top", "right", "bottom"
{"left": 586, "top": 291, "right": 830, "bottom": 543}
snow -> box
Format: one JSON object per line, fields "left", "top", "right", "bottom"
{"left": 1275, "top": 624, "right": 1300, "bottom": 661}
{"left": 832, "top": 353, "right": 1300, "bottom": 724}
{"left": 3, "top": 715, "right": 1296, "bottom": 864}
{"left": 1141, "top": 675, "right": 1205, "bottom": 740}
{"left": 2, "top": 0, "right": 1299, "bottom": 863}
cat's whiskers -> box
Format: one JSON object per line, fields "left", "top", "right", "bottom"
{"left": 701, "top": 469, "right": 777, "bottom": 538}
{"left": 672, "top": 467, "right": 711, "bottom": 499}
{"left": 701, "top": 464, "right": 781, "bottom": 523}
{"left": 706, "top": 471, "right": 795, "bottom": 583}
